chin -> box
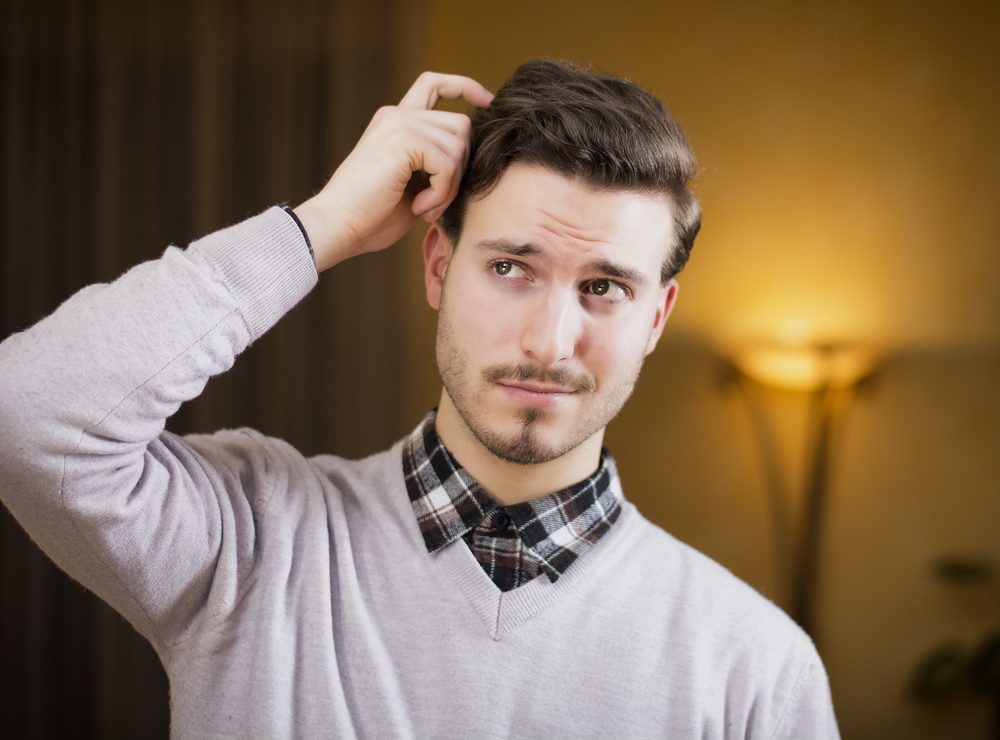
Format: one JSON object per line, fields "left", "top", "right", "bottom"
{"left": 477, "top": 410, "right": 591, "bottom": 466}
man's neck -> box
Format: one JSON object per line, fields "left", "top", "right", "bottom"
{"left": 434, "top": 391, "right": 605, "bottom": 506}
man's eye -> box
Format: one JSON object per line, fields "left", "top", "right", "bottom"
{"left": 585, "top": 279, "right": 629, "bottom": 301}
{"left": 492, "top": 260, "right": 526, "bottom": 278}
{"left": 590, "top": 279, "right": 611, "bottom": 296}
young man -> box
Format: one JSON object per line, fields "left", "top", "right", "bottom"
{"left": 0, "top": 61, "right": 839, "bottom": 737}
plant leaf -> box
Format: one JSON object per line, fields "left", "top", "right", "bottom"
{"left": 968, "top": 631, "right": 1000, "bottom": 696}
{"left": 933, "top": 557, "right": 995, "bottom": 586}
{"left": 910, "top": 643, "right": 967, "bottom": 701}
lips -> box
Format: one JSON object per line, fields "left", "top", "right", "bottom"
{"left": 483, "top": 363, "right": 596, "bottom": 395}
{"left": 500, "top": 382, "right": 576, "bottom": 394}
{"left": 496, "top": 382, "right": 579, "bottom": 408}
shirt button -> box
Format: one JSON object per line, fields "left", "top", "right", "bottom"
{"left": 490, "top": 510, "right": 511, "bottom": 531}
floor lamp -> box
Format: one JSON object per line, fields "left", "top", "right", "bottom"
{"left": 721, "top": 344, "right": 877, "bottom": 637}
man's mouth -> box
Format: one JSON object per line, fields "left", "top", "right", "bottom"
{"left": 484, "top": 363, "right": 596, "bottom": 395}
{"left": 495, "top": 381, "right": 581, "bottom": 408}
{"left": 498, "top": 381, "right": 577, "bottom": 394}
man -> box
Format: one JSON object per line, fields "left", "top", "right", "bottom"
{"left": 0, "top": 60, "right": 839, "bottom": 737}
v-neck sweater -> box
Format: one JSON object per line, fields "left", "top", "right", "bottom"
{"left": 0, "top": 207, "right": 839, "bottom": 738}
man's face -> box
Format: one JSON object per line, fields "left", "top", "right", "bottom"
{"left": 424, "top": 163, "right": 679, "bottom": 465}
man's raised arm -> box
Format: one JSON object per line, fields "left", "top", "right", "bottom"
{"left": 0, "top": 73, "right": 491, "bottom": 651}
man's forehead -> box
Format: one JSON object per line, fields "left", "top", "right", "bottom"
{"left": 461, "top": 163, "right": 675, "bottom": 276}
{"left": 476, "top": 238, "right": 650, "bottom": 287}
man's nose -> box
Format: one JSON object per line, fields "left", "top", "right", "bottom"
{"left": 519, "top": 288, "right": 583, "bottom": 367}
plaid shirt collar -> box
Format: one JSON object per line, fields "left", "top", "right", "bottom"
{"left": 402, "top": 409, "right": 623, "bottom": 586}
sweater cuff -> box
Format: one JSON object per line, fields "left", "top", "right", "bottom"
{"left": 279, "top": 203, "right": 315, "bottom": 263}
{"left": 189, "top": 206, "right": 319, "bottom": 341}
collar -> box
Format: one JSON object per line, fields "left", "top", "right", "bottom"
{"left": 401, "top": 409, "right": 623, "bottom": 582}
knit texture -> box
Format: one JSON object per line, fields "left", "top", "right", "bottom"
{"left": 0, "top": 207, "right": 840, "bottom": 738}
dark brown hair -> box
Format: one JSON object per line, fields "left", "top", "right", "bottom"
{"left": 440, "top": 59, "right": 701, "bottom": 282}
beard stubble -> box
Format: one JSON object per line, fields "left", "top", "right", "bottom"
{"left": 435, "top": 297, "right": 644, "bottom": 466}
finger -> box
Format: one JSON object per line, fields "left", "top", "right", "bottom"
{"left": 428, "top": 157, "right": 465, "bottom": 224}
{"left": 410, "top": 159, "right": 457, "bottom": 217}
{"left": 399, "top": 71, "right": 494, "bottom": 111}
{"left": 410, "top": 121, "right": 469, "bottom": 207}
{"left": 409, "top": 116, "right": 469, "bottom": 163}
{"left": 407, "top": 120, "right": 470, "bottom": 221}
{"left": 400, "top": 115, "right": 469, "bottom": 180}
{"left": 428, "top": 127, "right": 469, "bottom": 212}
{"left": 409, "top": 139, "right": 463, "bottom": 217}
{"left": 415, "top": 168, "right": 458, "bottom": 223}
{"left": 408, "top": 109, "right": 473, "bottom": 138}
{"left": 367, "top": 106, "right": 470, "bottom": 141}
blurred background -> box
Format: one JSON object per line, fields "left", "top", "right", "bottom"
{"left": 2, "top": 0, "right": 998, "bottom": 737}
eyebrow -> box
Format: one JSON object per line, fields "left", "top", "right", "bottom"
{"left": 587, "top": 259, "right": 647, "bottom": 287}
{"left": 476, "top": 239, "right": 649, "bottom": 287}
{"left": 476, "top": 239, "right": 541, "bottom": 257}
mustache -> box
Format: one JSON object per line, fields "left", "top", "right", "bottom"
{"left": 483, "top": 363, "right": 596, "bottom": 393}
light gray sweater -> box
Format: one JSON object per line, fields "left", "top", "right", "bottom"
{"left": 0, "top": 207, "right": 839, "bottom": 738}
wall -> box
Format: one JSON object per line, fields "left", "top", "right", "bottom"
{"left": 418, "top": 1, "right": 1000, "bottom": 737}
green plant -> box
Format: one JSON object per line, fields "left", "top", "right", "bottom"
{"left": 909, "top": 556, "right": 1000, "bottom": 737}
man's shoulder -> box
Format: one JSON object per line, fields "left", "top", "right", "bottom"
{"left": 619, "top": 505, "right": 815, "bottom": 657}
{"left": 611, "top": 508, "right": 838, "bottom": 738}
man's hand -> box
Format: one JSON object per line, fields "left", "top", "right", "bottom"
{"left": 293, "top": 72, "right": 493, "bottom": 272}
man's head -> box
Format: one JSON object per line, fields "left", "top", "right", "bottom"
{"left": 440, "top": 58, "right": 701, "bottom": 283}
{"left": 425, "top": 60, "right": 700, "bottom": 469}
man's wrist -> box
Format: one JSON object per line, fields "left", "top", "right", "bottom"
{"left": 292, "top": 197, "right": 360, "bottom": 273}
{"left": 280, "top": 204, "right": 315, "bottom": 264}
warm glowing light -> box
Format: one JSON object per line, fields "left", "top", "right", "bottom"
{"left": 733, "top": 344, "right": 877, "bottom": 391}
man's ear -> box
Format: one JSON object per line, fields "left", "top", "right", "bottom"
{"left": 645, "top": 278, "right": 679, "bottom": 356}
{"left": 423, "top": 224, "right": 453, "bottom": 310}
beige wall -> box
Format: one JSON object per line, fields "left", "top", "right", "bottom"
{"left": 403, "top": 1, "right": 1000, "bottom": 737}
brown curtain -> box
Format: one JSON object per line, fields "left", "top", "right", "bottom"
{"left": 0, "top": 1, "right": 430, "bottom": 736}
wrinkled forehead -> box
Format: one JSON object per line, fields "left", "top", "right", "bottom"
{"left": 460, "top": 163, "right": 675, "bottom": 278}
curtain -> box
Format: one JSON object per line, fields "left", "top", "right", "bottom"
{"left": 0, "top": 1, "right": 428, "bottom": 735}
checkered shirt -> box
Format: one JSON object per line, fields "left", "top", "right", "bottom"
{"left": 402, "top": 410, "right": 623, "bottom": 592}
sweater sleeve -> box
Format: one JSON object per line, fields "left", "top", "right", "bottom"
{"left": 769, "top": 642, "right": 841, "bottom": 740}
{"left": 0, "top": 206, "right": 318, "bottom": 650}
